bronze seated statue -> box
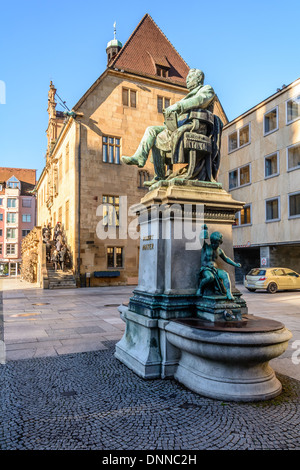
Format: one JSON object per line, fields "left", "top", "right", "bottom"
{"left": 153, "top": 106, "right": 223, "bottom": 185}
{"left": 121, "top": 68, "right": 223, "bottom": 188}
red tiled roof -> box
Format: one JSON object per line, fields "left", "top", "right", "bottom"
{"left": 0, "top": 167, "right": 36, "bottom": 195}
{"left": 109, "top": 14, "right": 190, "bottom": 86}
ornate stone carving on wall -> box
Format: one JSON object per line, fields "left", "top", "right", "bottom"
{"left": 20, "top": 227, "right": 42, "bottom": 283}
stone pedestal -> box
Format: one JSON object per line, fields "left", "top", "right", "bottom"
{"left": 115, "top": 181, "right": 292, "bottom": 401}
{"left": 115, "top": 181, "right": 246, "bottom": 379}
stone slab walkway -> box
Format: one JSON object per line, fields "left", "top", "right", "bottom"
{"left": 1, "top": 280, "right": 300, "bottom": 450}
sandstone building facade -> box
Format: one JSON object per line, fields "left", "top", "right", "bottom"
{"left": 218, "top": 77, "right": 300, "bottom": 280}
{"left": 35, "top": 14, "right": 227, "bottom": 286}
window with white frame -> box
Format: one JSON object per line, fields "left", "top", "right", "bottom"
{"left": 6, "top": 228, "right": 16, "bottom": 239}
{"left": 286, "top": 95, "right": 300, "bottom": 124}
{"left": 264, "top": 107, "right": 278, "bottom": 135}
{"left": 265, "top": 152, "right": 279, "bottom": 178}
{"left": 0, "top": 198, "right": 2, "bottom": 205}
{"left": 0, "top": 244, "right": 2, "bottom": 255}
{"left": 287, "top": 142, "right": 300, "bottom": 171}
{"left": 22, "top": 214, "right": 31, "bottom": 223}
{"left": 7, "top": 212, "right": 17, "bottom": 224}
{"left": 234, "top": 204, "right": 252, "bottom": 226}
{"left": 0, "top": 213, "right": 2, "bottom": 221}
{"left": 7, "top": 198, "right": 16, "bottom": 208}
{"left": 6, "top": 244, "right": 16, "bottom": 255}
{"left": 266, "top": 197, "right": 280, "bottom": 222}
{"left": 229, "top": 164, "right": 251, "bottom": 190}
{"left": 7, "top": 176, "right": 20, "bottom": 189}
{"left": 289, "top": 192, "right": 300, "bottom": 218}
{"left": 228, "top": 124, "right": 250, "bottom": 152}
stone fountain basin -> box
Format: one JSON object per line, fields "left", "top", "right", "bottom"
{"left": 165, "top": 315, "right": 292, "bottom": 402}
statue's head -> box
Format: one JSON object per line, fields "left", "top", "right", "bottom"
{"left": 186, "top": 69, "right": 205, "bottom": 90}
{"left": 210, "top": 231, "right": 223, "bottom": 248}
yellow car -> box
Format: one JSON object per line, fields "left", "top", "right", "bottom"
{"left": 244, "top": 267, "right": 300, "bottom": 293}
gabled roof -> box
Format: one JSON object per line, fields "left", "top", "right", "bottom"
{"left": 0, "top": 167, "right": 36, "bottom": 195}
{"left": 109, "top": 14, "right": 189, "bottom": 86}
{"left": 73, "top": 14, "right": 189, "bottom": 112}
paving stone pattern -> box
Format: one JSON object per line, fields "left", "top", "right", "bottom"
{"left": 1, "top": 342, "right": 300, "bottom": 450}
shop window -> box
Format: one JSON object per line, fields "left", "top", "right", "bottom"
{"left": 10, "top": 263, "right": 17, "bottom": 275}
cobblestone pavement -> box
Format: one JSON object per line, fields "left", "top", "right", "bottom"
{"left": 1, "top": 281, "right": 300, "bottom": 451}
{"left": 1, "top": 342, "right": 300, "bottom": 451}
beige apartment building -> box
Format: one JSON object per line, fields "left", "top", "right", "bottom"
{"left": 35, "top": 13, "right": 227, "bottom": 286}
{"left": 219, "top": 77, "right": 300, "bottom": 281}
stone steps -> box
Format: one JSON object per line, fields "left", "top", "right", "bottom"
{"left": 46, "top": 264, "right": 77, "bottom": 289}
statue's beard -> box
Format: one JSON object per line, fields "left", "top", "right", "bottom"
{"left": 187, "top": 81, "right": 201, "bottom": 91}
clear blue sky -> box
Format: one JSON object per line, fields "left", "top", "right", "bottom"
{"left": 0, "top": 0, "right": 299, "bottom": 179}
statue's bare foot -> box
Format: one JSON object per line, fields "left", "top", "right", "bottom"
{"left": 121, "top": 156, "right": 144, "bottom": 168}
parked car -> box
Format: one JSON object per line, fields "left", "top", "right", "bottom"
{"left": 244, "top": 267, "right": 300, "bottom": 293}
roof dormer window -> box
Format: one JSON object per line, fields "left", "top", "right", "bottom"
{"left": 7, "top": 176, "right": 21, "bottom": 189}
{"left": 156, "top": 65, "right": 169, "bottom": 78}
